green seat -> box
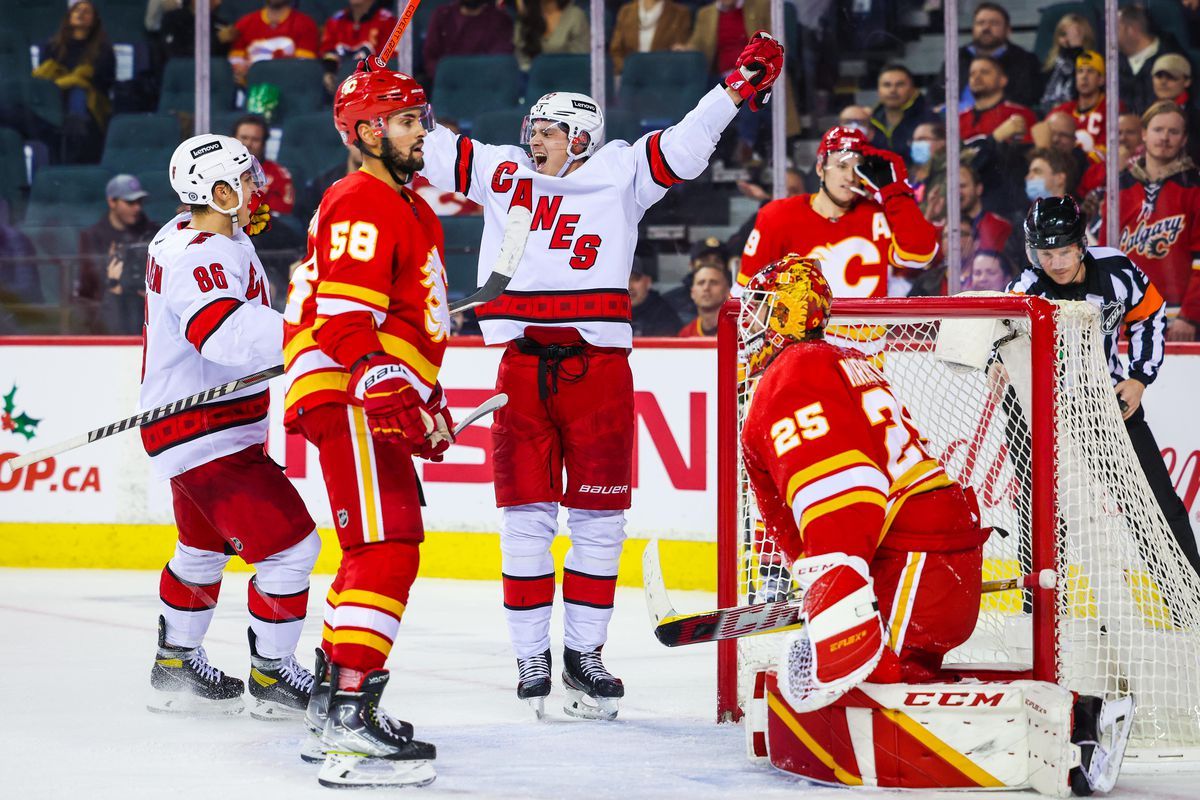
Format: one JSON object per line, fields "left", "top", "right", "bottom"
{"left": 20, "top": 224, "right": 84, "bottom": 305}
{"left": 245, "top": 59, "right": 328, "bottom": 121}
{"left": 526, "top": 53, "right": 612, "bottom": 104}
{"left": 0, "top": 126, "right": 28, "bottom": 221}
{"left": 469, "top": 106, "right": 526, "bottom": 148}
{"left": 278, "top": 111, "right": 344, "bottom": 185}
{"left": 433, "top": 55, "right": 521, "bottom": 130}
{"left": 1084, "top": 0, "right": 1191, "bottom": 51}
{"left": 604, "top": 108, "right": 643, "bottom": 145}
{"left": 619, "top": 52, "right": 708, "bottom": 128}
{"left": 413, "top": 0, "right": 459, "bottom": 75}
{"left": 101, "top": 113, "right": 181, "bottom": 173}
{"left": 439, "top": 215, "right": 485, "bottom": 300}
{"left": 134, "top": 170, "right": 182, "bottom": 226}
{"left": 1033, "top": 4, "right": 1100, "bottom": 64}
{"left": 209, "top": 110, "right": 249, "bottom": 137}
{"left": 158, "top": 58, "right": 237, "bottom": 114}
{"left": 25, "top": 166, "right": 111, "bottom": 228}
{"left": 26, "top": 77, "right": 63, "bottom": 129}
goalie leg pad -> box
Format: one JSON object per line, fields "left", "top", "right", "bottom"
{"left": 790, "top": 554, "right": 883, "bottom": 710}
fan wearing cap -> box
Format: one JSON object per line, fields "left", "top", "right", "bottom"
{"left": 76, "top": 174, "right": 158, "bottom": 334}
{"left": 417, "top": 30, "right": 784, "bottom": 720}
{"left": 629, "top": 250, "right": 683, "bottom": 336}
{"left": 736, "top": 124, "right": 939, "bottom": 298}
{"left": 1049, "top": 50, "right": 1127, "bottom": 153}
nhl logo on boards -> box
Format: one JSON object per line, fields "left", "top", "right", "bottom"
{"left": 189, "top": 141, "right": 222, "bottom": 159}
{"left": 337, "top": 509, "right": 349, "bottom": 528}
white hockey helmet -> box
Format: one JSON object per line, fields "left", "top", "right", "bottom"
{"left": 521, "top": 92, "right": 605, "bottom": 174}
{"left": 169, "top": 134, "right": 265, "bottom": 221}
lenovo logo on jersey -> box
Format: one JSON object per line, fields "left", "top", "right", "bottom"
{"left": 577, "top": 484, "right": 629, "bottom": 495}
{"left": 189, "top": 140, "right": 222, "bottom": 158}
{"left": 571, "top": 99, "right": 598, "bottom": 113}
{"left": 904, "top": 691, "right": 1006, "bottom": 707}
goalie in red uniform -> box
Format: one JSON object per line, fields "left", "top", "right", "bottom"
{"left": 736, "top": 255, "right": 1133, "bottom": 795}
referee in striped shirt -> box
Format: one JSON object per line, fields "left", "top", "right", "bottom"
{"left": 1007, "top": 196, "right": 1200, "bottom": 577}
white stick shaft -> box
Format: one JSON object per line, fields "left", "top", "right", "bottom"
{"left": 452, "top": 393, "right": 507, "bottom": 438}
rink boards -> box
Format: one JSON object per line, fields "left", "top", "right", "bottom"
{"left": 1, "top": 337, "right": 1198, "bottom": 589}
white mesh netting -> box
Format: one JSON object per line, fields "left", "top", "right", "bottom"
{"left": 726, "top": 297, "right": 1200, "bottom": 762}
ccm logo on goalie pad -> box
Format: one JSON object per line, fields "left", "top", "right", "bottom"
{"left": 904, "top": 691, "right": 1006, "bottom": 707}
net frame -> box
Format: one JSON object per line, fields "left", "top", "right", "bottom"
{"left": 715, "top": 295, "right": 1200, "bottom": 766}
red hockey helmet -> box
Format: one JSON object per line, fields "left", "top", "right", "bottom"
{"left": 739, "top": 254, "right": 832, "bottom": 376}
{"left": 815, "top": 125, "right": 869, "bottom": 165}
{"left": 333, "top": 63, "right": 433, "bottom": 146}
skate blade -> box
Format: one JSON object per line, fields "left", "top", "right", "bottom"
{"left": 317, "top": 752, "right": 436, "bottom": 788}
{"left": 524, "top": 695, "right": 546, "bottom": 720}
{"left": 249, "top": 697, "right": 306, "bottom": 722}
{"left": 147, "top": 691, "right": 244, "bottom": 717}
{"left": 300, "top": 731, "right": 327, "bottom": 764}
{"left": 563, "top": 687, "right": 619, "bottom": 721}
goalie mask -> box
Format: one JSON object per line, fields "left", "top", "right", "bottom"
{"left": 739, "top": 255, "right": 833, "bottom": 377}
{"left": 521, "top": 92, "right": 605, "bottom": 176}
{"left": 169, "top": 134, "right": 265, "bottom": 224}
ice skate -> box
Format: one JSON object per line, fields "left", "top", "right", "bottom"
{"left": 148, "top": 616, "right": 244, "bottom": 715}
{"left": 300, "top": 647, "right": 331, "bottom": 763}
{"left": 317, "top": 667, "right": 436, "bottom": 788}
{"left": 246, "top": 628, "right": 313, "bottom": 721}
{"left": 562, "top": 646, "right": 623, "bottom": 721}
{"left": 1070, "top": 694, "right": 1136, "bottom": 795}
{"left": 516, "top": 649, "right": 552, "bottom": 719}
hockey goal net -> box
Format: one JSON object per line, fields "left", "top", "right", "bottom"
{"left": 715, "top": 294, "right": 1200, "bottom": 766}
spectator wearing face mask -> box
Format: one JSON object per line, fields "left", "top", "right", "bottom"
{"left": 1039, "top": 12, "right": 1096, "bottom": 114}
{"left": 1025, "top": 148, "right": 1075, "bottom": 206}
{"left": 908, "top": 120, "right": 946, "bottom": 204}
{"left": 1032, "top": 110, "right": 1096, "bottom": 196}
{"left": 868, "top": 64, "right": 934, "bottom": 165}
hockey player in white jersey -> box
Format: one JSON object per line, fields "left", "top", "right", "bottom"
{"left": 418, "top": 31, "right": 784, "bottom": 719}
{"left": 142, "top": 135, "right": 320, "bottom": 718}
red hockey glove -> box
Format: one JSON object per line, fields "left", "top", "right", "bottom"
{"left": 412, "top": 383, "right": 455, "bottom": 462}
{"left": 854, "top": 147, "right": 913, "bottom": 201}
{"left": 350, "top": 355, "right": 429, "bottom": 445}
{"left": 724, "top": 31, "right": 784, "bottom": 112}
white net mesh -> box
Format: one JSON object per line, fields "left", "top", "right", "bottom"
{"left": 725, "top": 297, "right": 1200, "bottom": 761}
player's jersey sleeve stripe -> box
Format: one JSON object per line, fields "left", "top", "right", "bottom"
{"left": 645, "top": 131, "right": 684, "bottom": 189}
{"left": 1125, "top": 281, "right": 1164, "bottom": 323}
{"left": 455, "top": 135, "right": 474, "bottom": 195}
{"left": 316, "top": 280, "right": 390, "bottom": 310}
{"left": 316, "top": 296, "right": 388, "bottom": 324}
{"left": 788, "top": 465, "right": 889, "bottom": 511}
{"left": 284, "top": 369, "right": 351, "bottom": 410}
{"left": 888, "top": 458, "right": 946, "bottom": 497}
{"left": 889, "top": 239, "right": 938, "bottom": 268}
{"left": 797, "top": 489, "right": 888, "bottom": 539}
{"left": 377, "top": 331, "right": 440, "bottom": 384}
{"left": 783, "top": 450, "right": 875, "bottom": 504}
{"left": 184, "top": 297, "right": 243, "bottom": 354}
{"left": 284, "top": 327, "right": 319, "bottom": 366}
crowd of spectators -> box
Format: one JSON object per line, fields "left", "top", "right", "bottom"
{"left": 3, "top": 1, "right": 1200, "bottom": 340}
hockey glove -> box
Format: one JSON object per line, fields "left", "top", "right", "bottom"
{"left": 413, "top": 383, "right": 455, "bottom": 462}
{"left": 350, "top": 355, "right": 430, "bottom": 446}
{"left": 245, "top": 201, "right": 271, "bottom": 236}
{"left": 854, "top": 148, "right": 913, "bottom": 201}
{"left": 724, "top": 31, "right": 784, "bottom": 112}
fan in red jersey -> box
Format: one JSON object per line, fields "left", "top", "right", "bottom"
{"left": 282, "top": 64, "right": 446, "bottom": 789}
{"left": 736, "top": 125, "right": 938, "bottom": 298}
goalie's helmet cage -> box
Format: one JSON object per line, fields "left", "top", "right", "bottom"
{"left": 738, "top": 255, "right": 832, "bottom": 377}
{"left": 333, "top": 64, "right": 434, "bottom": 147}
{"left": 169, "top": 134, "right": 265, "bottom": 221}
{"left": 1024, "top": 195, "right": 1086, "bottom": 266}
{"left": 521, "top": 91, "right": 605, "bottom": 174}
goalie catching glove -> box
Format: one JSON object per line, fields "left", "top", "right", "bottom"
{"left": 853, "top": 147, "right": 913, "bottom": 201}
{"left": 350, "top": 354, "right": 430, "bottom": 446}
{"left": 724, "top": 30, "right": 784, "bottom": 112}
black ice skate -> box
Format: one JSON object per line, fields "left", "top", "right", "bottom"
{"left": 148, "top": 615, "right": 244, "bottom": 715}
{"left": 246, "top": 628, "right": 314, "bottom": 722}
{"left": 562, "top": 646, "right": 624, "bottom": 721}
{"left": 516, "top": 649, "right": 552, "bottom": 719}
{"left": 318, "top": 666, "right": 437, "bottom": 789}
{"left": 300, "top": 647, "right": 332, "bottom": 763}
{"left": 1069, "top": 694, "right": 1135, "bottom": 796}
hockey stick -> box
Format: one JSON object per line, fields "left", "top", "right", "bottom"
{"left": 1, "top": 365, "right": 284, "bottom": 476}
{"left": 643, "top": 540, "right": 1056, "bottom": 647}
{"left": 448, "top": 205, "right": 532, "bottom": 314}
{"left": 371, "top": 0, "right": 422, "bottom": 69}
{"left": 450, "top": 392, "right": 507, "bottom": 439}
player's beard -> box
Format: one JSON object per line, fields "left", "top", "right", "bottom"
{"left": 381, "top": 138, "right": 424, "bottom": 180}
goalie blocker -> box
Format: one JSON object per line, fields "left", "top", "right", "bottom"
{"left": 746, "top": 674, "right": 1134, "bottom": 797}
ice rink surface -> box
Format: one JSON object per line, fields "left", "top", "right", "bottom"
{"left": 0, "top": 568, "right": 1195, "bottom": 799}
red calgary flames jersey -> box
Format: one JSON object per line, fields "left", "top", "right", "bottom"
{"left": 319, "top": 6, "right": 396, "bottom": 61}
{"left": 231, "top": 8, "right": 319, "bottom": 63}
{"left": 740, "top": 341, "right": 955, "bottom": 564}
{"left": 282, "top": 171, "right": 450, "bottom": 426}
{"left": 737, "top": 194, "right": 937, "bottom": 297}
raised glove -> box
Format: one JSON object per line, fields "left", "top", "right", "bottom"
{"left": 412, "top": 383, "right": 455, "bottom": 462}
{"left": 854, "top": 147, "right": 912, "bottom": 200}
{"left": 724, "top": 31, "right": 784, "bottom": 112}
{"left": 350, "top": 355, "right": 429, "bottom": 445}
{"left": 245, "top": 201, "right": 271, "bottom": 236}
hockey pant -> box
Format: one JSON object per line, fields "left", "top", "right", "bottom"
{"left": 500, "top": 502, "right": 626, "bottom": 658}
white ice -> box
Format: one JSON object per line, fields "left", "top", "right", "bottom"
{"left": 0, "top": 568, "right": 1194, "bottom": 799}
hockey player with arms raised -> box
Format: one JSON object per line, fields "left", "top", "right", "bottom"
{"left": 737, "top": 255, "right": 1133, "bottom": 795}
{"left": 417, "top": 30, "right": 784, "bottom": 720}
{"left": 282, "top": 66, "right": 449, "bottom": 788}
{"left": 736, "top": 125, "right": 939, "bottom": 297}
{"left": 143, "top": 135, "right": 320, "bottom": 719}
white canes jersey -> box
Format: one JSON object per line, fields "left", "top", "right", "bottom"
{"left": 139, "top": 213, "right": 283, "bottom": 479}
{"left": 419, "top": 86, "right": 738, "bottom": 348}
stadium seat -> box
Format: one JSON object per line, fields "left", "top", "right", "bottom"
{"left": 245, "top": 59, "right": 328, "bottom": 121}
{"left": 278, "top": 111, "right": 345, "bottom": 186}
{"left": 20, "top": 224, "right": 82, "bottom": 305}
{"left": 469, "top": 106, "right": 526, "bottom": 148}
{"left": 15, "top": 5, "right": 63, "bottom": 48}
{"left": 0, "top": 126, "right": 28, "bottom": 220}
{"left": 102, "top": 3, "right": 151, "bottom": 44}
{"left": 618, "top": 52, "right": 708, "bottom": 128}
{"left": 412, "top": 0, "right": 459, "bottom": 76}
{"left": 1033, "top": 4, "right": 1101, "bottom": 64}
{"left": 433, "top": 55, "right": 521, "bottom": 130}
{"left": 208, "top": 111, "right": 248, "bottom": 138}
{"left": 307, "top": 0, "right": 348, "bottom": 26}
{"left": 526, "top": 54, "right": 612, "bottom": 104}
{"left": 158, "top": 58, "right": 237, "bottom": 115}
{"left": 604, "top": 108, "right": 644, "bottom": 145}
{"left": 134, "top": 170, "right": 182, "bottom": 227}
{"left": 439, "top": 215, "right": 485, "bottom": 300}
{"left": 222, "top": 0, "right": 264, "bottom": 23}
{"left": 100, "top": 113, "right": 182, "bottom": 173}
{"left": 25, "top": 165, "right": 112, "bottom": 228}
